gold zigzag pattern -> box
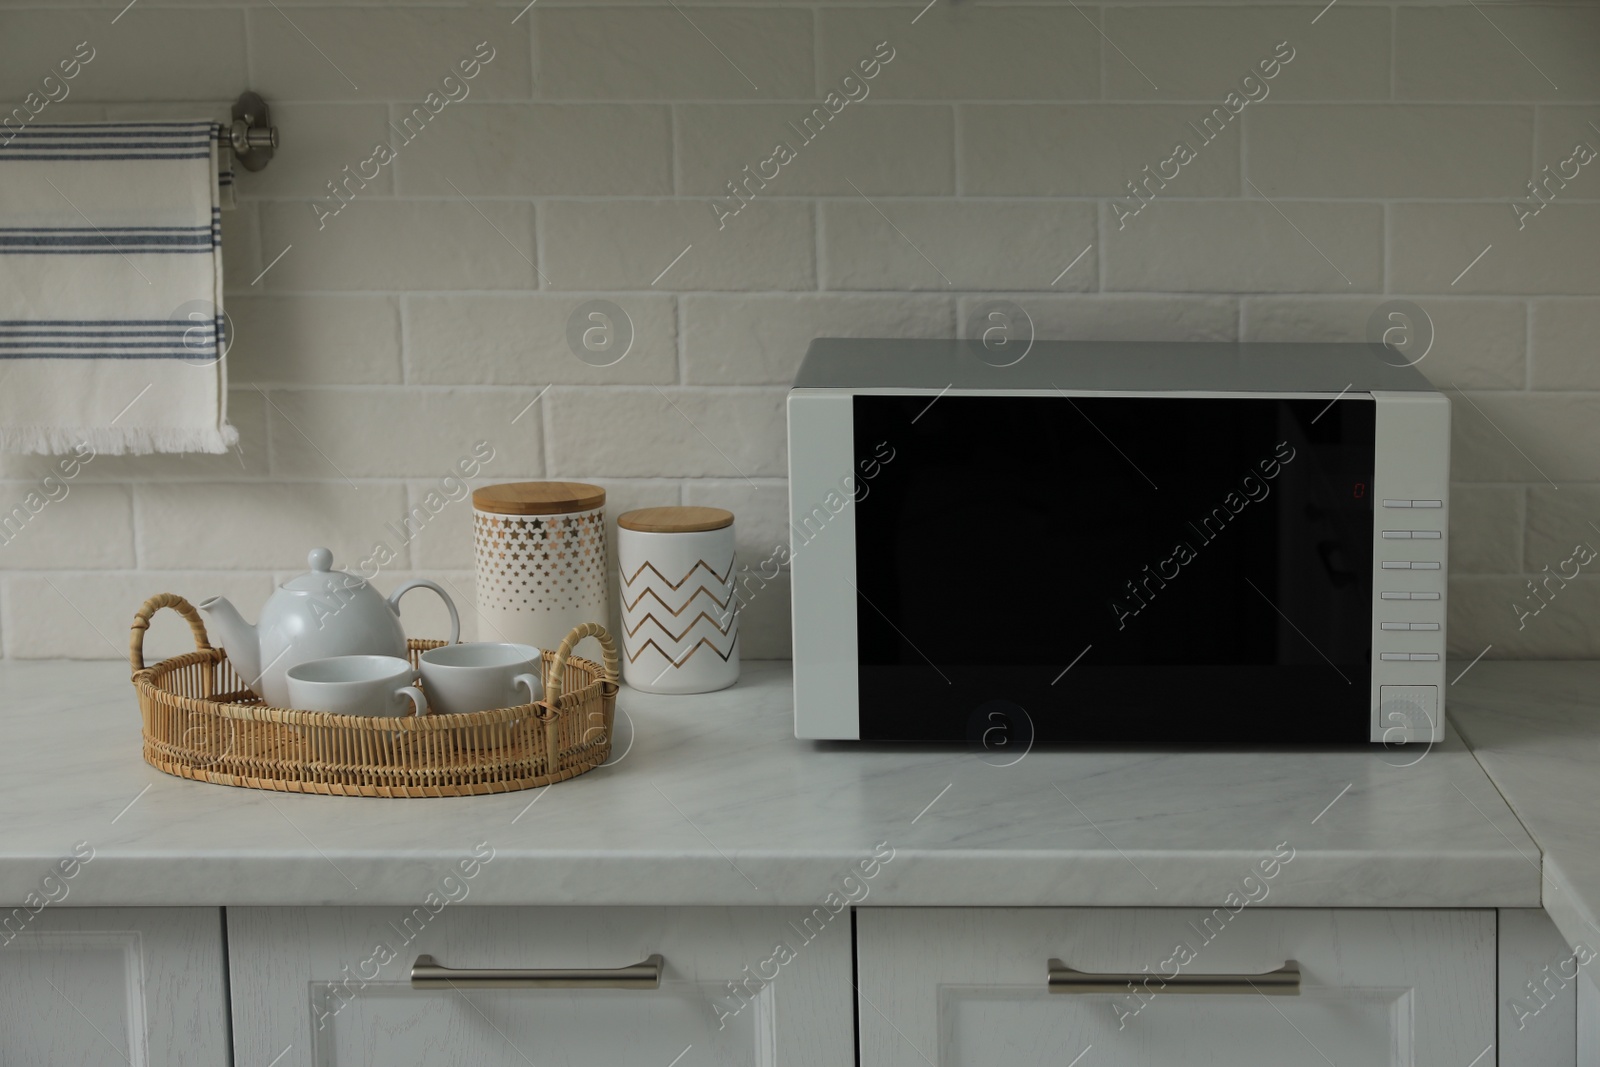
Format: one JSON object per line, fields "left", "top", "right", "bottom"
{"left": 622, "top": 582, "right": 732, "bottom": 614}
{"left": 625, "top": 609, "right": 735, "bottom": 641}
{"left": 620, "top": 558, "right": 734, "bottom": 590}
{"left": 626, "top": 635, "right": 737, "bottom": 666}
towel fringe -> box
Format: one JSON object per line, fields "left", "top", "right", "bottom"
{"left": 0, "top": 424, "right": 238, "bottom": 456}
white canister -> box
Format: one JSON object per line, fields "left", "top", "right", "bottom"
{"left": 616, "top": 507, "right": 739, "bottom": 694}
{"left": 473, "top": 482, "right": 608, "bottom": 652}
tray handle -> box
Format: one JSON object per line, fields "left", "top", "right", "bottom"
{"left": 130, "top": 593, "right": 212, "bottom": 675}
{"left": 545, "top": 622, "right": 619, "bottom": 704}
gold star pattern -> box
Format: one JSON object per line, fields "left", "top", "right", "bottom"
{"left": 475, "top": 506, "right": 608, "bottom": 614}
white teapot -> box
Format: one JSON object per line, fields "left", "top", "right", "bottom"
{"left": 198, "top": 548, "right": 459, "bottom": 708}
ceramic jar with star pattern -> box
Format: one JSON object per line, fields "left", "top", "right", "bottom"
{"left": 471, "top": 482, "right": 609, "bottom": 654}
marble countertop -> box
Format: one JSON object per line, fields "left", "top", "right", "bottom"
{"left": 0, "top": 658, "right": 1542, "bottom": 908}
{"left": 1452, "top": 662, "right": 1600, "bottom": 961}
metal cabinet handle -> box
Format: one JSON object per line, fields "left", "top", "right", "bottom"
{"left": 1047, "top": 958, "right": 1300, "bottom": 995}
{"left": 411, "top": 953, "right": 664, "bottom": 990}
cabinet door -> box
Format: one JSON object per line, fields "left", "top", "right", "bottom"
{"left": 1579, "top": 975, "right": 1600, "bottom": 1065}
{"left": 228, "top": 906, "right": 853, "bottom": 1067}
{"left": 857, "top": 908, "right": 1495, "bottom": 1067}
{"left": 0, "top": 907, "right": 228, "bottom": 1066}
{"left": 1499, "top": 909, "right": 1577, "bottom": 1066}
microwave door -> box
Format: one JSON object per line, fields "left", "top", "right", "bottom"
{"left": 849, "top": 393, "right": 1374, "bottom": 743}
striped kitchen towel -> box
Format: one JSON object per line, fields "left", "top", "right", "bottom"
{"left": 0, "top": 121, "right": 238, "bottom": 454}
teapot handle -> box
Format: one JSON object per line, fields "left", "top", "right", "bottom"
{"left": 388, "top": 580, "right": 461, "bottom": 644}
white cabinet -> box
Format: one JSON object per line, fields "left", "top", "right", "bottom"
{"left": 1579, "top": 975, "right": 1600, "bottom": 1065}
{"left": 856, "top": 907, "right": 1496, "bottom": 1067}
{"left": 0, "top": 907, "right": 229, "bottom": 1066}
{"left": 228, "top": 906, "right": 854, "bottom": 1067}
{"left": 1500, "top": 908, "right": 1579, "bottom": 1066}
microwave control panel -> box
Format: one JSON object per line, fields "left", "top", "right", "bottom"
{"left": 1369, "top": 391, "right": 1451, "bottom": 744}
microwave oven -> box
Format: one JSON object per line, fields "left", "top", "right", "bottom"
{"left": 787, "top": 339, "right": 1450, "bottom": 745}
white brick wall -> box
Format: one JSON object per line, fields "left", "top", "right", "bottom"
{"left": 1, "top": 1, "right": 1597, "bottom": 662}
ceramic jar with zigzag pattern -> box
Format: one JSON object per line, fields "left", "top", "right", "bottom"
{"left": 616, "top": 507, "right": 739, "bottom": 694}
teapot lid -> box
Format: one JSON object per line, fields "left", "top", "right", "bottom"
{"left": 280, "top": 548, "right": 367, "bottom": 594}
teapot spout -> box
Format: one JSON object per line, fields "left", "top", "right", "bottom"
{"left": 197, "top": 596, "right": 261, "bottom": 693}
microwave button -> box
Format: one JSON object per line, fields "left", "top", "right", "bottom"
{"left": 1413, "top": 561, "right": 1441, "bottom": 570}
{"left": 1409, "top": 653, "right": 1440, "bottom": 661}
{"left": 1381, "top": 562, "right": 1412, "bottom": 570}
{"left": 1410, "top": 623, "right": 1440, "bottom": 631}
{"left": 1380, "top": 653, "right": 1410, "bottom": 661}
{"left": 1382, "top": 499, "right": 1412, "bottom": 508}
{"left": 1381, "top": 622, "right": 1409, "bottom": 630}
{"left": 1381, "top": 591, "right": 1409, "bottom": 599}
{"left": 1411, "top": 592, "right": 1441, "bottom": 600}
{"left": 1412, "top": 499, "right": 1443, "bottom": 508}
{"left": 1382, "top": 531, "right": 1414, "bottom": 539}
{"left": 1412, "top": 530, "right": 1442, "bottom": 539}
{"left": 1380, "top": 685, "right": 1439, "bottom": 738}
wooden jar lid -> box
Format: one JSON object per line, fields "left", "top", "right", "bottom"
{"left": 472, "top": 481, "right": 606, "bottom": 516}
{"left": 617, "top": 506, "right": 734, "bottom": 533}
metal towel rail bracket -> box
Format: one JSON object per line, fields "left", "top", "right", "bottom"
{"left": 229, "top": 91, "right": 278, "bottom": 172}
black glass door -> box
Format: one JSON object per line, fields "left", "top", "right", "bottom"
{"left": 852, "top": 394, "right": 1375, "bottom": 743}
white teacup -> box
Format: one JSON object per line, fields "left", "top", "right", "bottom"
{"left": 286, "top": 655, "right": 427, "bottom": 718}
{"left": 419, "top": 642, "right": 544, "bottom": 716}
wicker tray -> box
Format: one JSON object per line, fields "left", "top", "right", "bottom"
{"left": 129, "top": 593, "right": 619, "bottom": 798}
